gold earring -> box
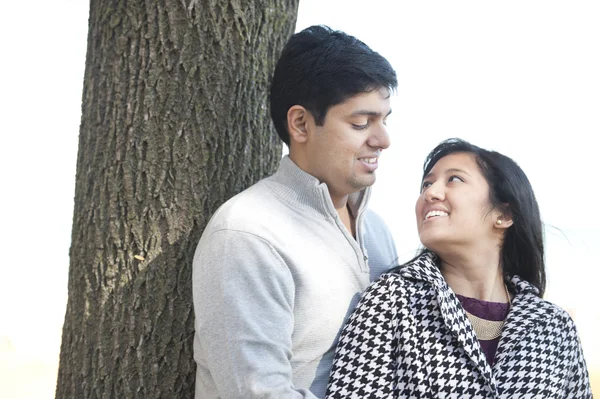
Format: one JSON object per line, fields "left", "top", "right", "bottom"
{"left": 496, "top": 219, "right": 502, "bottom": 225}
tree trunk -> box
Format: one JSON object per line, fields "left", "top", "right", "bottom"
{"left": 56, "top": 1, "right": 298, "bottom": 397}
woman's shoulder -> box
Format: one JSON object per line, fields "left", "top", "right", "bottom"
{"left": 358, "top": 271, "right": 413, "bottom": 302}
{"left": 366, "top": 269, "right": 430, "bottom": 299}
{"left": 518, "top": 292, "right": 578, "bottom": 330}
{"left": 368, "top": 271, "right": 405, "bottom": 292}
{"left": 509, "top": 275, "right": 573, "bottom": 323}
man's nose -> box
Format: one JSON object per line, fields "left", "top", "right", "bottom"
{"left": 368, "top": 123, "right": 390, "bottom": 150}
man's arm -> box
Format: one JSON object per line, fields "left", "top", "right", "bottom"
{"left": 193, "top": 228, "right": 318, "bottom": 399}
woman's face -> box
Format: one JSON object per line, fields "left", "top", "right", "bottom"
{"left": 415, "top": 152, "right": 502, "bottom": 254}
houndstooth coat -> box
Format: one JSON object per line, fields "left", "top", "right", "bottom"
{"left": 326, "top": 253, "right": 592, "bottom": 398}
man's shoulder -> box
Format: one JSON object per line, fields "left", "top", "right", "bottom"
{"left": 362, "top": 208, "right": 385, "bottom": 224}
{"left": 203, "top": 177, "right": 285, "bottom": 233}
{"left": 362, "top": 208, "right": 393, "bottom": 237}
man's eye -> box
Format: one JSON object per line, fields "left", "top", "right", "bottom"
{"left": 352, "top": 123, "right": 369, "bottom": 130}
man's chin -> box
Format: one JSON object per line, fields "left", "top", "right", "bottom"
{"left": 349, "top": 176, "right": 376, "bottom": 191}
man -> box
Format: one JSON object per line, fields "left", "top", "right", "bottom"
{"left": 193, "top": 25, "right": 398, "bottom": 398}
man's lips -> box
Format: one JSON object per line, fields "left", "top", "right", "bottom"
{"left": 358, "top": 156, "right": 379, "bottom": 171}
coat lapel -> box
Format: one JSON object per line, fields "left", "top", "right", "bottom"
{"left": 493, "top": 276, "right": 542, "bottom": 370}
{"left": 399, "top": 253, "right": 497, "bottom": 393}
{"left": 435, "top": 281, "right": 497, "bottom": 391}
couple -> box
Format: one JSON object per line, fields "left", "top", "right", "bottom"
{"left": 192, "top": 26, "right": 592, "bottom": 398}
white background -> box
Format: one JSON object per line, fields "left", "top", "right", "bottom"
{"left": 1, "top": 1, "right": 598, "bottom": 397}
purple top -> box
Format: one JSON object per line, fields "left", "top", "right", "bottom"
{"left": 456, "top": 294, "right": 510, "bottom": 366}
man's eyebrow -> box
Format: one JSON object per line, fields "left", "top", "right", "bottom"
{"left": 350, "top": 109, "right": 393, "bottom": 117}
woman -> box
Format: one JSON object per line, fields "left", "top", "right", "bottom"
{"left": 326, "top": 138, "right": 592, "bottom": 398}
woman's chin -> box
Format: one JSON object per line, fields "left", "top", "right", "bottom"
{"left": 419, "top": 232, "right": 450, "bottom": 252}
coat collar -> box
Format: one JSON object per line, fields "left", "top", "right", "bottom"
{"left": 398, "top": 252, "right": 540, "bottom": 296}
{"left": 398, "top": 252, "right": 544, "bottom": 392}
{"left": 494, "top": 275, "right": 544, "bottom": 370}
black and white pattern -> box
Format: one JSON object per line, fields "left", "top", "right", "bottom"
{"left": 326, "top": 253, "right": 593, "bottom": 398}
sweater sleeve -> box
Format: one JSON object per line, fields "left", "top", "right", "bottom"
{"left": 325, "top": 276, "right": 398, "bottom": 399}
{"left": 193, "top": 229, "right": 317, "bottom": 399}
{"left": 562, "top": 315, "right": 593, "bottom": 398}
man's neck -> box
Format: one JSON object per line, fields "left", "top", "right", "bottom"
{"left": 336, "top": 203, "right": 356, "bottom": 238}
{"left": 288, "top": 150, "right": 358, "bottom": 234}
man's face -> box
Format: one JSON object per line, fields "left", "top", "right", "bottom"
{"left": 303, "top": 87, "right": 392, "bottom": 201}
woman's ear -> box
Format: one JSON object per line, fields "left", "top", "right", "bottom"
{"left": 494, "top": 204, "right": 514, "bottom": 229}
{"left": 287, "top": 105, "right": 310, "bottom": 144}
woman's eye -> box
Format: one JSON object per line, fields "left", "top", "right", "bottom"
{"left": 449, "top": 175, "right": 463, "bottom": 183}
{"left": 421, "top": 181, "right": 432, "bottom": 191}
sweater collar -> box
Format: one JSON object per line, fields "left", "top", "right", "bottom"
{"left": 268, "top": 155, "right": 371, "bottom": 220}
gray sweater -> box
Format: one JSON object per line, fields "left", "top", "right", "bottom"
{"left": 192, "top": 156, "right": 398, "bottom": 399}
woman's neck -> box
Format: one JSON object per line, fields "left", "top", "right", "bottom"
{"left": 438, "top": 248, "right": 508, "bottom": 303}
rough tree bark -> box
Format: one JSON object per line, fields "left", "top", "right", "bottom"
{"left": 56, "top": 1, "right": 298, "bottom": 397}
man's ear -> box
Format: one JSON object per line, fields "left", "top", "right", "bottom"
{"left": 287, "top": 105, "right": 310, "bottom": 144}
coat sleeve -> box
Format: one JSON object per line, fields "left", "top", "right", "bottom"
{"left": 193, "top": 229, "right": 317, "bottom": 399}
{"left": 325, "top": 275, "right": 398, "bottom": 399}
{"left": 563, "top": 315, "right": 593, "bottom": 398}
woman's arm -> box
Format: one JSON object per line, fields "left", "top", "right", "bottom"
{"left": 563, "top": 315, "right": 593, "bottom": 398}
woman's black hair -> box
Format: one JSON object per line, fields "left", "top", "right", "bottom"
{"left": 398, "top": 138, "right": 546, "bottom": 297}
